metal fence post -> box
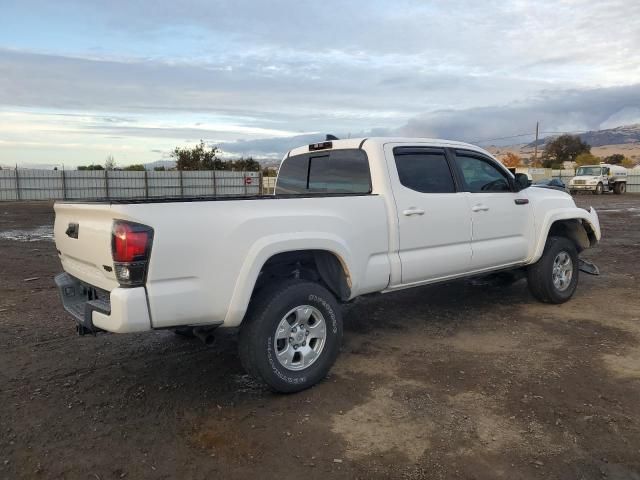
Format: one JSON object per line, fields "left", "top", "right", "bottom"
{"left": 61, "top": 169, "right": 67, "bottom": 200}
{"left": 144, "top": 170, "right": 149, "bottom": 198}
{"left": 243, "top": 171, "right": 248, "bottom": 196}
{"left": 212, "top": 169, "right": 217, "bottom": 197}
{"left": 104, "top": 170, "right": 110, "bottom": 199}
{"left": 259, "top": 171, "right": 264, "bottom": 196}
{"left": 15, "top": 167, "right": 21, "bottom": 200}
{"left": 179, "top": 170, "right": 184, "bottom": 197}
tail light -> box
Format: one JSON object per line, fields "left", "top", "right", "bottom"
{"left": 111, "top": 220, "right": 154, "bottom": 287}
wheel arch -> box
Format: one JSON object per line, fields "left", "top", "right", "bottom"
{"left": 257, "top": 249, "right": 352, "bottom": 300}
{"left": 530, "top": 209, "right": 600, "bottom": 264}
{"left": 224, "top": 236, "right": 354, "bottom": 327}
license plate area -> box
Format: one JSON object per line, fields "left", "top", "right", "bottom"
{"left": 55, "top": 273, "right": 111, "bottom": 333}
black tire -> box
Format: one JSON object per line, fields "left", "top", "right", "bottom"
{"left": 527, "top": 236, "right": 579, "bottom": 304}
{"left": 614, "top": 182, "right": 626, "bottom": 195}
{"left": 239, "top": 279, "right": 343, "bottom": 393}
{"left": 593, "top": 183, "right": 603, "bottom": 195}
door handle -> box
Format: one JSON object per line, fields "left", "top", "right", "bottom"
{"left": 403, "top": 208, "right": 425, "bottom": 216}
{"left": 471, "top": 204, "right": 489, "bottom": 212}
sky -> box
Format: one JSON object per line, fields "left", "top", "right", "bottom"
{"left": 1, "top": 0, "right": 640, "bottom": 167}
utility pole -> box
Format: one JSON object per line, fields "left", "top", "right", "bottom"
{"left": 533, "top": 121, "right": 539, "bottom": 166}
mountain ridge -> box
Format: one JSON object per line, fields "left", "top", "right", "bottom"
{"left": 525, "top": 124, "right": 640, "bottom": 148}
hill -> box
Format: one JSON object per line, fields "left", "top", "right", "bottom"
{"left": 143, "top": 160, "right": 176, "bottom": 170}
{"left": 525, "top": 124, "right": 640, "bottom": 149}
{"left": 487, "top": 124, "right": 640, "bottom": 165}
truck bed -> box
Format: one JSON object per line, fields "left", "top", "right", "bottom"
{"left": 55, "top": 192, "right": 374, "bottom": 205}
{"left": 54, "top": 193, "right": 391, "bottom": 330}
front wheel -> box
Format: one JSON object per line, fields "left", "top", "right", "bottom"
{"left": 527, "top": 236, "right": 579, "bottom": 304}
{"left": 593, "top": 183, "right": 603, "bottom": 195}
{"left": 239, "top": 279, "right": 343, "bottom": 393}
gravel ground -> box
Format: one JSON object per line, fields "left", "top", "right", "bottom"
{"left": 1, "top": 195, "right": 639, "bottom": 480}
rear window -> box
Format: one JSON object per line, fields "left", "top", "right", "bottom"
{"left": 276, "top": 149, "right": 371, "bottom": 195}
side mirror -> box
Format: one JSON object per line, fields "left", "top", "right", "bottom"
{"left": 514, "top": 173, "right": 530, "bottom": 191}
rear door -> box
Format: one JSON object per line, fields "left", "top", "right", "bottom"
{"left": 451, "top": 150, "right": 532, "bottom": 270}
{"left": 386, "top": 145, "right": 472, "bottom": 284}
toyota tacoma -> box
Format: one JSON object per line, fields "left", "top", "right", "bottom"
{"left": 54, "top": 138, "right": 601, "bottom": 392}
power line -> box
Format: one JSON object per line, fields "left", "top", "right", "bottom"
{"left": 471, "top": 132, "right": 535, "bottom": 144}
{"left": 473, "top": 129, "right": 589, "bottom": 145}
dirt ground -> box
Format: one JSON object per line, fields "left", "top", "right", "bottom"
{"left": 1, "top": 195, "right": 639, "bottom": 480}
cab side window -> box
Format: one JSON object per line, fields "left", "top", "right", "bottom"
{"left": 455, "top": 154, "right": 511, "bottom": 193}
{"left": 394, "top": 148, "right": 456, "bottom": 193}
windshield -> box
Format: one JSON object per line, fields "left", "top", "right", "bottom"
{"left": 576, "top": 166, "right": 602, "bottom": 176}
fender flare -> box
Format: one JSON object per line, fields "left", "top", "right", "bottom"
{"left": 223, "top": 233, "right": 354, "bottom": 327}
{"left": 529, "top": 207, "right": 601, "bottom": 264}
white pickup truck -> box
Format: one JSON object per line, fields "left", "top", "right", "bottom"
{"left": 54, "top": 137, "right": 601, "bottom": 392}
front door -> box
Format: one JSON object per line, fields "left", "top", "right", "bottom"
{"left": 386, "top": 145, "right": 472, "bottom": 284}
{"left": 452, "top": 151, "right": 532, "bottom": 270}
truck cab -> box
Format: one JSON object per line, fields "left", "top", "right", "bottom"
{"left": 569, "top": 163, "right": 628, "bottom": 195}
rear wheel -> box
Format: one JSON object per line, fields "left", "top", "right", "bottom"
{"left": 614, "top": 182, "right": 626, "bottom": 194}
{"left": 239, "top": 279, "right": 343, "bottom": 393}
{"left": 527, "top": 236, "right": 579, "bottom": 304}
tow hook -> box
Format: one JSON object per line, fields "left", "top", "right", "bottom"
{"left": 579, "top": 258, "right": 600, "bottom": 275}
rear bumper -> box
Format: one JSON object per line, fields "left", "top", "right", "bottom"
{"left": 54, "top": 272, "right": 152, "bottom": 333}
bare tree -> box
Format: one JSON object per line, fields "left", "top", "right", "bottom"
{"left": 105, "top": 155, "right": 116, "bottom": 171}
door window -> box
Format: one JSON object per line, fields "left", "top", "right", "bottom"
{"left": 394, "top": 149, "right": 455, "bottom": 193}
{"left": 455, "top": 154, "right": 511, "bottom": 193}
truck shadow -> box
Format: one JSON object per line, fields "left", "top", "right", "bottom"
{"left": 343, "top": 277, "right": 533, "bottom": 335}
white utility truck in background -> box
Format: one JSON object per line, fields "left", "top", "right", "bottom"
{"left": 568, "top": 163, "right": 627, "bottom": 195}
{"left": 54, "top": 137, "right": 601, "bottom": 392}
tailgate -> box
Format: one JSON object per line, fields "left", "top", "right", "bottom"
{"left": 54, "top": 202, "right": 119, "bottom": 291}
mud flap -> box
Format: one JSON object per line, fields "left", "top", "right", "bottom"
{"left": 579, "top": 258, "right": 600, "bottom": 275}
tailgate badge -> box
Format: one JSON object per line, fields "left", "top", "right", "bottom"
{"left": 66, "top": 223, "right": 79, "bottom": 239}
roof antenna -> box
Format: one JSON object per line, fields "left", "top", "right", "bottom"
{"left": 325, "top": 134, "right": 339, "bottom": 141}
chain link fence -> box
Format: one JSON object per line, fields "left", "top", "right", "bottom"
{"left": 0, "top": 169, "right": 264, "bottom": 201}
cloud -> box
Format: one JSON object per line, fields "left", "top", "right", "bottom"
{"left": 2, "top": 0, "right": 640, "bottom": 164}
{"left": 0, "top": 47, "right": 552, "bottom": 126}
{"left": 218, "top": 84, "right": 640, "bottom": 156}
{"left": 398, "top": 84, "right": 640, "bottom": 145}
